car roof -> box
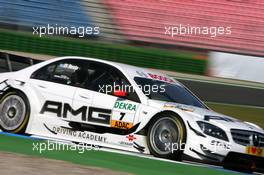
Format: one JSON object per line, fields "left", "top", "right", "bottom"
{"left": 37, "top": 56, "right": 182, "bottom": 85}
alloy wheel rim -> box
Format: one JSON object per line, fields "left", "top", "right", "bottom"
{"left": 0, "top": 95, "right": 26, "bottom": 131}
{"left": 150, "top": 117, "right": 180, "bottom": 155}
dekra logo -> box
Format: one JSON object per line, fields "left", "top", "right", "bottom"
{"left": 114, "top": 101, "right": 137, "bottom": 111}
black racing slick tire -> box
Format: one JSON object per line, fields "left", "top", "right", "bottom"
{"left": 0, "top": 91, "right": 30, "bottom": 133}
{"left": 147, "top": 113, "right": 187, "bottom": 160}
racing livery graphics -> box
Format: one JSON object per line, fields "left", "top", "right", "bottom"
{"left": 0, "top": 56, "right": 263, "bottom": 171}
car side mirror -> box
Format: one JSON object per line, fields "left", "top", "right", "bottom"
{"left": 114, "top": 90, "right": 127, "bottom": 97}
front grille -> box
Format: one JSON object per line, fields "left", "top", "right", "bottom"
{"left": 231, "top": 129, "right": 264, "bottom": 147}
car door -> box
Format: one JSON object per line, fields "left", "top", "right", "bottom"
{"left": 72, "top": 61, "right": 141, "bottom": 132}
{"left": 29, "top": 59, "right": 87, "bottom": 120}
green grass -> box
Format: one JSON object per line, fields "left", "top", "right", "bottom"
{"left": 206, "top": 102, "right": 264, "bottom": 129}
{"left": 0, "top": 134, "right": 240, "bottom": 175}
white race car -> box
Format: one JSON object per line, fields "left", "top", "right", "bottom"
{"left": 0, "top": 57, "right": 263, "bottom": 172}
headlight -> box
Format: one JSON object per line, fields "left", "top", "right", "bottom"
{"left": 197, "top": 121, "right": 229, "bottom": 141}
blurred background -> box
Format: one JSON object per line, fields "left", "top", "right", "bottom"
{"left": 0, "top": 0, "right": 263, "bottom": 128}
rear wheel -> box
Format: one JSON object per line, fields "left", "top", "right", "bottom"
{"left": 147, "top": 113, "right": 186, "bottom": 160}
{"left": 0, "top": 91, "right": 30, "bottom": 133}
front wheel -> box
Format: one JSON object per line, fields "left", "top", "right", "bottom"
{"left": 0, "top": 91, "right": 30, "bottom": 133}
{"left": 147, "top": 113, "right": 186, "bottom": 160}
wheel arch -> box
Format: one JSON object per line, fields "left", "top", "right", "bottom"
{"left": 136, "top": 110, "right": 187, "bottom": 137}
{"left": 1, "top": 87, "right": 28, "bottom": 98}
{"left": 2, "top": 84, "right": 41, "bottom": 112}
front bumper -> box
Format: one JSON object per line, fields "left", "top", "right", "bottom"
{"left": 223, "top": 152, "right": 264, "bottom": 173}
{"left": 184, "top": 141, "right": 264, "bottom": 172}
{"left": 185, "top": 121, "right": 264, "bottom": 172}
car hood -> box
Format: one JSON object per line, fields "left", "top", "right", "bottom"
{"left": 149, "top": 100, "right": 264, "bottom": 133}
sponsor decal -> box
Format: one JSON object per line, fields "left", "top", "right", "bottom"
{"left": 59, "top": 63, "right": 79, "bottom": 70}
{"left": 164, "top": 103, "right": 194, "bottom": 112}
{"left": 211, "top": 140, "right": 231, "bottom": 150}
{"left": 40, "top": 101, "right": 111, "bottom": 124}
{"left": 111, "top": 120, "right": 133, "bottom": 130}
{"left": 148, "top": 73, "right": 175, "bottom": 83}
{"left": 77, "top": 132, "right": 106, "bottom": 142}
{"left": 114, "top": 101, "right": 137, "bottom": 111}
{"left": 47, "top": 125, "right": 107, "bottom": 143}
{"left": 126, "top": 134, "right": 136, "bottom": 142}
{"left": 119, "top": 141, "right": 133, "bottom": 146}
{"left": 136, "top": 71, "right": 175, "bottom": 84}
{"left": 246, "top": 146, "right": 263, "bottom": 157}
{"left": 118, "top": 141, "right": 146, "bottom": 153}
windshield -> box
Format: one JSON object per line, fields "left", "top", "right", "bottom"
{"left": 134, "top": 77, "right": 207, "bottom": 109}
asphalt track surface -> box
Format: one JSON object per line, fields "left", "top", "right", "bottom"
{"left": 178, "top": 79, "right": 264, "bottom": 107}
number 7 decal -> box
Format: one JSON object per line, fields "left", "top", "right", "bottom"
{"left": 119, "top": 112, "right": 126, "bottom": 121}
